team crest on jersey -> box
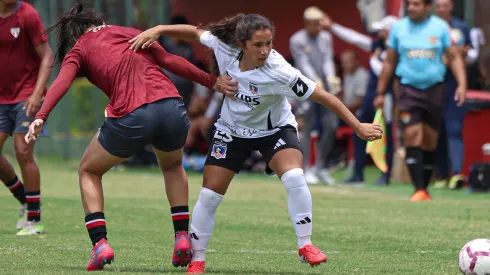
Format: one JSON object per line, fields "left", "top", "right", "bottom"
{"left": 249, "top": 82, "right": 259, "bottom": 94}
{"left": 429, "top": 36, "right": 438, "bottom": 45}
{"left": 210, "top": 142, "right": 227, "bottom": 159}
{"left": 10, "top": 27, "right": 20, "bottom": 39}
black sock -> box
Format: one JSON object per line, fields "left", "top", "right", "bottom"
{"left": 422, "top": 150, "right": 436, "bottom": 189}
{"left": 25, "top": 191, "right": 40, "bottom": 222}
{"left": 405, "top": 147, "right": 425, "bottom": 191}
{"left": 85, "top": 212, "right": 107, "bottom": 246}
{"left": 4, "top": 176, "right": 26, "bottom": 205}
{"left": 171, "top": 206, "right": 189, "bottom": 235}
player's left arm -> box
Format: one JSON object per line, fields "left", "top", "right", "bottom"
{"left": 277, "top": 63, "right": 382, "bottom": 141}
{"left": 444, "top": 27, "right": 467, "bottom": 106}
{"left": 25, "top": 9, "right": 54, "bottom": 117}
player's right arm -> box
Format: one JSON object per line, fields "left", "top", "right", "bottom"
{"left": 26, "top": 49, "right": 82, "bottom": 143}
{"left": 129, "top": 25, "right": 205, "bottom": 51}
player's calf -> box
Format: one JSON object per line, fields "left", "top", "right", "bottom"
{"left": 171, "top": 206, "right": 191, "bottom": 267}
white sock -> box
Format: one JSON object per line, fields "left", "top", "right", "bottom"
{"left": 281, "top": 168, "right": 313, "bottom": 249}
{"left": 189, "top": 187, "right": 223, "bottom": 261}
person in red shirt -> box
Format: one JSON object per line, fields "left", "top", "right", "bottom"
{"left": 0, "top": 0, "right": 53, "bottom": 236}
{"left": 25, "top": 3, "right": 237, "bottom": 272}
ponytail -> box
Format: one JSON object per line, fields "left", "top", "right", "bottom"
{"left": 46, "top": 2, "right": 104, "bottom": 64}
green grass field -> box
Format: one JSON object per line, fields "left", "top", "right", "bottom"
{"left": 1, "top": 158, "right": 489, "bottom": 275}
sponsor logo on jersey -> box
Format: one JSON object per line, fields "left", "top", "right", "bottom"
{"left": 407, "top": 49, "right": 436, "bottom": 59}
{"left": 290, "top": 76, "right": 308, "bottom": 97}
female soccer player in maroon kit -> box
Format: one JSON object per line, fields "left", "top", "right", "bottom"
{"left": 25, "top": 3, "right": 237, "bottom": 272}
{"left": 0, "top": 0, "right": 53, "bottom": 236}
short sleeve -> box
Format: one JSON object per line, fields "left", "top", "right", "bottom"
{"left": 441, "top": 26, "right": 452, "bottom": 50}
{"left": 24, "top": 8, "right": 47, "bottom": 47}
{"left": 276, "top": 63, "right": 316, "bottom": 101}
{"left": 387, "top": 24, "right": 399, "bottom": 51}
{"left": 199, "top": 31, "right": 240, "bottom": 74}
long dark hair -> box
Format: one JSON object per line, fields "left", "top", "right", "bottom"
{"left": 199, "top": 14, "right": 275, "bottom": 76}
{"left": 46, "top": 2, "right": 104, "bottom": 64}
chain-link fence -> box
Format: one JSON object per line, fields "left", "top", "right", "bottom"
{"left": 5, "top": 0, "right": 171, "bottom": 160}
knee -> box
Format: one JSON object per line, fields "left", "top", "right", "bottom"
{"left": 159, "top": 158, "right": 183, "bottom": 173}
{"left": 403, "top": 128, "right": 422, "bottom": 146}
{"left": 198, "top": 187, "right": 223, "bottom": 207}
{"left": 280, "top": 168, "right": 307, "bottom": 190}
{"left": 15, "top": 146, "right": 34, "bottom": 165}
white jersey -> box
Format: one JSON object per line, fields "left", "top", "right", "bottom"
{"left": 200, "top": 31, "right": 316, "bottom": 139}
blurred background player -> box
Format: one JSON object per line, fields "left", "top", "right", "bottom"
{"left": 322, "top": 14, "right": 398, "bottom": 185}
{"left": 375, "top": 0, "right": 466, "bottom": 201}
{"left": 130, "top": 13, "right": 383, "bottom": 274}
{"left": 289, "top": 6, "right": 338, "bottom": 185}
{"left": 26, "top": 3, "right": 237, "bottom": 271}
{"left": 433, "top": 0, "right": 474, "bottom": 190}
{"left": 0, "top": 0, "right": 53, "bottom": 235}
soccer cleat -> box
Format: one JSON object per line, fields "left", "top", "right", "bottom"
{"left": 186, "top": 261, "right": 205, "bottom": 274}
{"left": 172, "top": 230, "right": 192, "bottom": 267}
{"left": 433, "top": 178, "right": 448, "bottom": 189}
{"left": 15, "top": 221, "right": 44, "bottom": 236}
{"left": 409, "top": 190, "right": 432, "bottom": 201}
{"left": 16, "top": 204, "right": 28, "bottom": 229}
{"left": 298, "top": 244, "right": 327, "bottom": 267}
{"left": 86, "top": 238, "right": 115, "bottom": 271}
{"left": 448, "top": 174, "right": 465, "bottom": 190}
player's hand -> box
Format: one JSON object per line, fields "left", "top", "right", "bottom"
{"left": 372, "top": 48, "right": 382, "bottom": 58}
{"left": 355, "top": 123, "right": 383, "bottom": 142}
{"left": 25, "top": 119, "right": 44, "bottom": 144}
{"left": 129, "top": 27, "right": 161, "bottom": 51}
{"left": 455, "top": 85, "right": 466, "bottom": 107}
{"left": 24, "top": 94, "right": 42, "bottom": 117}
{"left": 373, "top": 94, "right": 384, "bottom": 109}
{"left": 213, "top": 75, "right": 238, "bottom": 100}
{"left": 320, "top": 15, "right": 333, "bottom": 31}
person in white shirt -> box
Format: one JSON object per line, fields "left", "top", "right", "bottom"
{"left": 289, "top": 7, "right": 338, "bottom": 185}
{"left": 130, "top": 13, "right": 382, "bottom": 274}
{"left": 322, "top": 15, "right": 398, "bottom": 186}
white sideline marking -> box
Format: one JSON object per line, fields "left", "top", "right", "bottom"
{"left": 206, "top": 249, "right": 340, "bottom": 254}
{"left": 416, "top": 250, "right": 433, "bottom": 254}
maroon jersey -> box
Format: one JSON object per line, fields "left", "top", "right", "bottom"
{"left": 0, "top": 2, "right": 47, "bottom": 104}
{"left": 36, "top": 25, "right": 216, "bottom": 121}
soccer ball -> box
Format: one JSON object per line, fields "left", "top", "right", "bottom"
{"left": 459, "top": 238, "right": 490, "bottom": 274}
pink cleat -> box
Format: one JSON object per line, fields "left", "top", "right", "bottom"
{"left": 86, "top": 238, "right": 115, "bottom": 271}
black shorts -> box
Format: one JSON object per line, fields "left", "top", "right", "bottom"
{"left": 205, "top": 125, "right": 302, "bottom": 174}
{"left": 397, "top": 83, "right": 445, "bottom": 131}
{"left": 98, "top": 98, "right": 190, "bottom": 158}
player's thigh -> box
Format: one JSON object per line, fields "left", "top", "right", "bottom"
{"left": 80, "top": 132, "right": 126, "bottom": 176}
{"left": 422, "top": 83, "right": 445, "bottom": 134}
{"left": 260, "top": 126, "right": 303, "bottom": 178}
{"left": 153, "top": 147, "right": 184, "bottom": 171}
{"left": 151, "top": 98, "right": 191, "bottom": 152}
{"left": 98, "top": 104, "right": 154, "bottom": 160}
{"left": 204, "top": 130, "right": 249, "bottom": 194}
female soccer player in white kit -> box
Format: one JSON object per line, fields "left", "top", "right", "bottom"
{"left": 130, "top": 14, "right": 383, "bottom": 274}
